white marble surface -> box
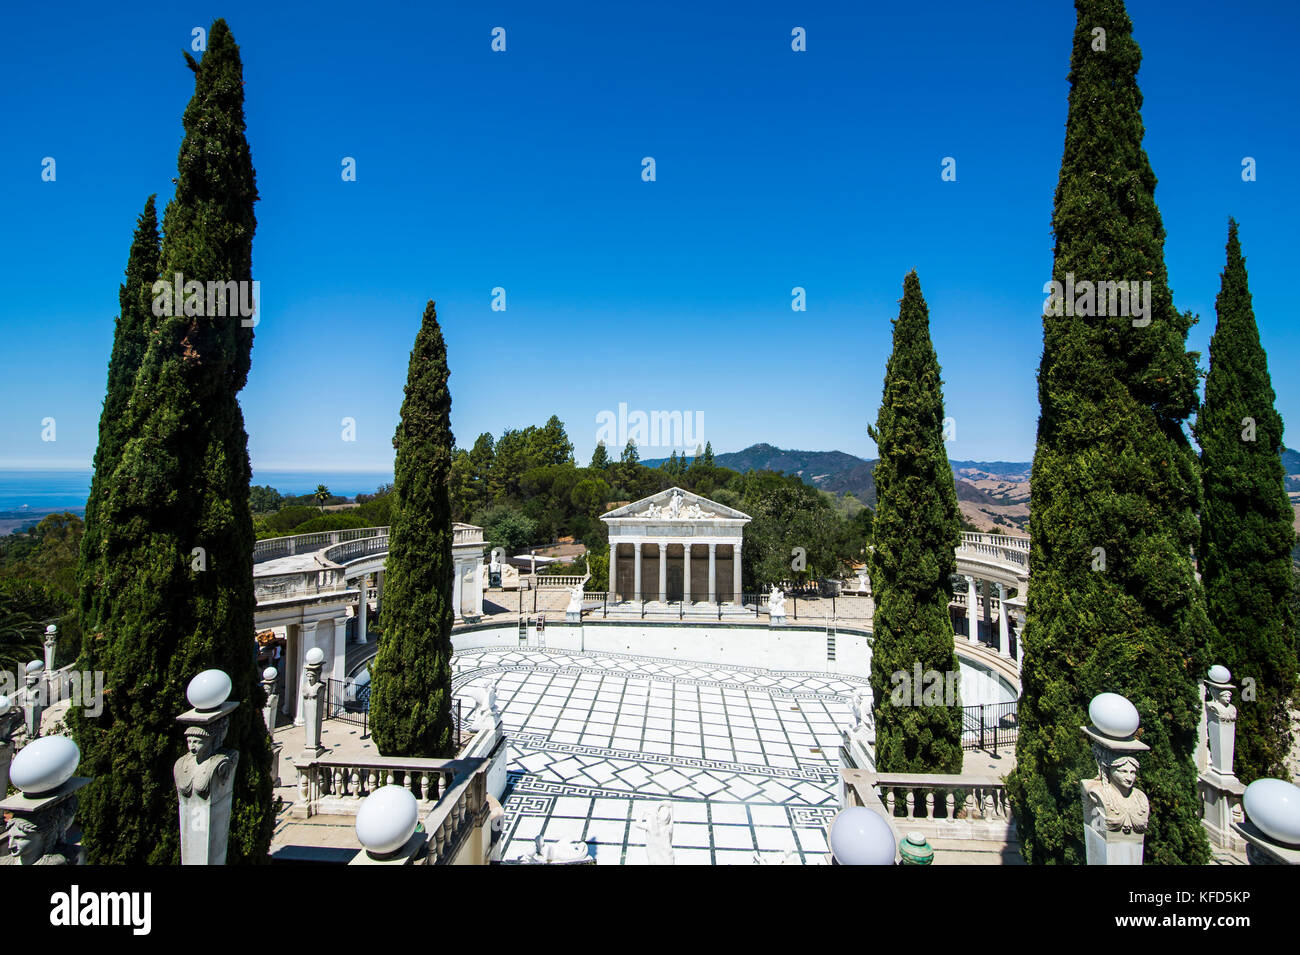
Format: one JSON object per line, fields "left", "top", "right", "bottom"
{"left": 453, "top": 647, "right": 866, "bottom": 865}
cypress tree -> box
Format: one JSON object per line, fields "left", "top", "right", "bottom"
{"left": 73, "top": 19, "right": 273, "bottom": 864}
{"left": 1007, "top": 0, "right": 1210, "bottom": 864}
{"left": 75, "top": 195, "right": 160, "bottom": 662}
{"left": 1195, "top": 219, "right": 1297, "bottom": 783}
{"left": 866, "top": 271, "right": 965, "bottom": 774}
{"left": 368, "top": 301, "right": 457, "bottom": 757}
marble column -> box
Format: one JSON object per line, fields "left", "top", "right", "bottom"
{"left": 357, "top": 575, "right": 368, "bottom": 643}
{"left": 683, "top": 544, "right": 692, "bottom": 604}
{"left": 453, "top": 562, "right": 464, "bottom": 619}
{"left": 965, "top": 576, "right": 978, "bottom": 643}
{"left": 475, "top": 562, "right": 485, "bottom": 616}
{"left": 733, "top": 542, "right": 743, "bottom": 603}
{"left": 658, "top": 542, "right": 667, "bottom": 603}
{"left": 708, "top": 543, "right": 717, "bottom": 603}
{"left": 634, "top": 543, "right": 643, "bottom": 602}
{"left": 996, "top": 583, "right": 1009, "bottom": 656}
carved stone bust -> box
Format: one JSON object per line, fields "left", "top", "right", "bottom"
{"left": 1, "top": 798, "right": 81, "bottom": 866}
{"left": 1082, "top": 751, "right": 1149, "bottom": 835}
{"left": 173, "top": 719, "right": 236, "bottom": 800}
{"left": 1206, "top": 688, "right": 1237, "bottom": 724}
{"left": 302, "top": 661, "right": 324, "bottom": 701}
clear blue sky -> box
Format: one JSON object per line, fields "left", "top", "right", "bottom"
{"left": 2, "top": 0, "right": 1297, "bottom": 471}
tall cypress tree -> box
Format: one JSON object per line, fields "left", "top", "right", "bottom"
{"left": 867, "top": 271, "right": 964, "bottom": 773}
{"left": 75, "top": 195, "right": 160, "bottom": 664}
{"left": 369, "top": 301, "right": 456, "bottom": 757}
{"left": 1007, "top": 0, "right": 1210, "bottom": 864}
{"left": 73, "top": 20, "right": 273, "bottom": 864}
{"left": 1195, "top": 219, "right": 1297, "bottom": 783}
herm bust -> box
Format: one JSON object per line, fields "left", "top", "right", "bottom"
{"left": 1206, "top": 688, "right": 1237, "bottom": 724}
{"left": 1082, "top": 752, "right": 1149, "bottom": 835}
{"left": 1, "top": 798, "right": 81, "bottom": 866}
{"left": 174, "top": 720, "right": 237, "bottom": 800}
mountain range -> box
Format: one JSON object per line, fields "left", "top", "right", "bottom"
{"left": 650, "top": 442, "right": 1300, "bottom": 536}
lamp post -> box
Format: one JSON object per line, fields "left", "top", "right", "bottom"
{"left": 23, "top": 660, "right": 44, "bottom": 738}
{"left": 174, "top": 669, "right": 240, "bottom": 865}
{"left": 1233, "top": 779, "right": 1300, "bottom": 865}
{"left": 350, "top": 785, "right": 424, "bottom": 865}
{"left": 1080, "top": 692, "right": 1149, "bottom": 865}
{"left": 0, "top": 735, "right": 89, "bottom": 865}
{"left": 828, "top": 805, "right": 897, "bottom": 865}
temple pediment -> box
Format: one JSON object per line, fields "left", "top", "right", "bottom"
{"left": 601, "top": 487, "right": 751, "bottom": 523}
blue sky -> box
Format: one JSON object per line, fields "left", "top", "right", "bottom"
{"left": 2, "top": 0, "right": 1297, "bottom": 472}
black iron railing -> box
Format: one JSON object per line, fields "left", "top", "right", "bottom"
{"left": 326, "top": 677, "right": 369, "bottom": 737}
{"left": 962, "top": 700, "right": 1018, "bottom": 752}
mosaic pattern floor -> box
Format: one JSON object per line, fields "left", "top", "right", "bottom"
{"left": 452, "top": 647, "right": 868, "bottom": 865}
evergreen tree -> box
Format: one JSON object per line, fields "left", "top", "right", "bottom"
{"left": 76, "top": 195, "right": 160, "bottom": 666}
{"left": 368, "top": 301, "right": 456, "bottom": 757}
{"left": 590, "top": 440, "right": 611, "bottom": 470}
{"left": 620, "top": 439, "right": 639, "bottom": 466}
{"left": 866, "top": 271, "right": 964, "bottom": 773}
{"left": 71, "top": 20, "right": 274, "bottom": 864}
{"left": 701, "top": 441, "right": 715, "bottom": 467}
{"left": 1008, "top": 0, "right": 1210, "bottom": 864}
{"left": 1195, "top": 219, "right": 1297, "bottom": 783}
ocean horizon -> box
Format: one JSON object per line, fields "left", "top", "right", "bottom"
{"left": 0, "top": 468, "right": 395, "bottom": 510}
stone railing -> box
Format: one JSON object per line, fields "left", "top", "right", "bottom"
{"left": 532, "top": 574, "right": 590, "bottom": 589}
{"left": 253, "top": 567, "right": 349, "bottom": 602}
{"left": 295, "top": 754, "right": 491, "bottom": 864}
{"left": 842, "top": 769, "right": 1017, "bottom": 843}
{"left": 321, "top": 532, "right": 390, "bottom": 567}
{"left": 950, "top": 592, "right": 1002, "bottom": 615}
{"left": 957, "top": 533, "right": 1030, "bottom": 570}
{"left": 254, "top": 527, "right": 390, "bottom": 564}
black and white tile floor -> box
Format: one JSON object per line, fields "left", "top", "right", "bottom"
{"left": 452, "top": 647, "right": 867, "bottom": 865}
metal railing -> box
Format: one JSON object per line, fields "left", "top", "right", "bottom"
{"left": 962, "top": 700, "right": 1018, "bottom": 753}
{"left": 326, "top": 677, "right": 369, "bottom": 737}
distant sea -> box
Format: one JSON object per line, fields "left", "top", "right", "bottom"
{"left": 0, "top": 468, "right": 395, "bottom": 510}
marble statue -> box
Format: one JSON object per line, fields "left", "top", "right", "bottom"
{"left": 566, "top": 585, "right": 584, "bottom": 615}
{"left": 465, "top": 682, "right": 501, "bottom": 733}
{"left": 1, "top": 797, "right": 81, "bottom": 866}
{"left": 174, "top": 721, "right": 237, "bottom": 802}
{"left": 667, "top": 490, "right": 684, "bottom": 519}
{"left": 851, "top": 688, "right": 875, "bottom": 744}
{"left": 768, "top": 586, "right": 786, "bottom": 618}
{"left": 637, "top": 802, "right": 674, "bottom": 865}
{"left": 1082, "top": 751, "right": 1149, "bottom": 835}
{"left": 753, "top": 848, "right": 799, "bottom": 865}
{"left": 528, "top": 834, "right": 591, "bottom": 864}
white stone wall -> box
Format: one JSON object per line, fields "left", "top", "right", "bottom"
{"left": 450, "top": 622, "right": 1017, "bottom": 705}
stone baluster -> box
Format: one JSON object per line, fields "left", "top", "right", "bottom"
{"left": 350, "top": 766, "right": 362, "bottom": 797}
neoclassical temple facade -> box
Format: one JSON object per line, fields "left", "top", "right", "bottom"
{"left": 601, "top": 488, "right": 751, "bottom": 604}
